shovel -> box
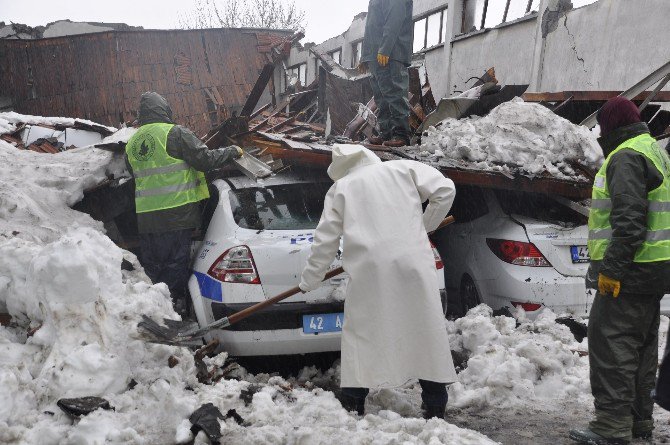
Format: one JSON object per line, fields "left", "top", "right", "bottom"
{"left": 139, "top": 216, "right": 455, "bottom": 345}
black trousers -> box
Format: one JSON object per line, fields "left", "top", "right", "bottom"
{"left": 139, "top": 229, "right": 192, "bottom": 305}
{"left": 368, "top": 59, "right": 411, "bottom": 141}
{"left": 588, "top": 291, "right": 661, "bottom": 440}
{"left": 342, "top": 380, "right": 448, "bottom": 408}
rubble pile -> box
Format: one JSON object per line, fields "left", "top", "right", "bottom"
{"left": 0, "top": 112, "right": 115, "bottom": 154}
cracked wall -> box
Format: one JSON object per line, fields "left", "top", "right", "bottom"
{"left": 447, "top": 0, "right": 669, "bottom": 95}
{"left": 538, "top": 0, "right": 670, "bottom": 91}
{"left": 447, "top": 17, "right": 537, "bottom": 95}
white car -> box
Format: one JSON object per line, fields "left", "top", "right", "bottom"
{"left": 188, "top": 172, "right": 447, "bottom": 356}
{"left": 435, "top": 185, "right": 594, "bottom": 319}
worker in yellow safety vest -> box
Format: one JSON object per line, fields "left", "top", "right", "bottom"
{"left": 570, "top": 97, "right": 670, "bottom": 445}
{"left": 125, "top": 92, "right": 242, "bottom": 316}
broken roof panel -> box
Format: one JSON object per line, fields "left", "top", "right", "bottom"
{"left": 0, "top": 28, "right": 292, "bottom": 138}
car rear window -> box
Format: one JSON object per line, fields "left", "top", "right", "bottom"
{"left": 494, "top": 189, "right": 587, "bottom": 226}
{"left": 229, "top": 183, "right": 331, "bottom": 230}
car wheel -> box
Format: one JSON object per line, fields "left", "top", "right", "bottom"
{"left": 459, "top": 275, "right": 481, "bottom": 317}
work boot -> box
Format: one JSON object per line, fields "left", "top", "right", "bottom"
{"left": 335, "top": 392, "right": 365, "bottom": 416}
{"left": 568, "top": 428, "right": 630, "bottom": 445}
{"left": 383, "top": 136, "right": 409, "bottom": 148}
{"left": 632, "top": 419, "right": 653, "bottom": 439}
{"left": 366, "top": 134, "right": 386, "bottom": 145}
{"left": 422, "top": 404, "right": 446, "bottom": 420}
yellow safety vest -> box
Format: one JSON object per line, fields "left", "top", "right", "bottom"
{"left": 588, "top": 133, "right": 670, "bottom": 262}
{"left": 126, "top": 123, "right": 209, "bottom": 214}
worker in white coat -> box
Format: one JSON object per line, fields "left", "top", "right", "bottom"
{"left": 299, "top": 144, "right": 457, "bottom": 419}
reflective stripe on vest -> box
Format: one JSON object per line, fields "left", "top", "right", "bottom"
{"left": 587, "top": 133, "right": 670, "bottom": 263}
{"left": 126, "top": 123, "right": 210, "bottom": 214}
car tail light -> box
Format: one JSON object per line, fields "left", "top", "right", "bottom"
{"left": 208, "top": 245, "right": 261, "bottom": 284}
{"left": 511, "top": 302, "right": 543, "bottom": 312}
{"left": 486, "top": 239, "right": 551, "bottom": 267}
{"left": 430, "top": 242, "right": 444, "bottom": 270}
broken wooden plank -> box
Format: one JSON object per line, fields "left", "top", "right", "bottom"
{"left": 523, "top": 90, "right": 670, "bottom": 103}
{"left": 0, "top": 313, "right": 11, "bottom": 326}
{"left": 240, "top": 63, "right": 275, "bottom": 117}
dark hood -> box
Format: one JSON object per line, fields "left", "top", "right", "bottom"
{"left": 138, "top": 92, "right": 174, "bottom": 125}
{"left": 597, "top": 122, "right": 650, "bottom": 158}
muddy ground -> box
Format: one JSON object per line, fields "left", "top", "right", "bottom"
{"left": 449, "top": 404, "right": 670, "bottom": 445}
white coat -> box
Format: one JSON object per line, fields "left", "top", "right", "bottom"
{"left": 299, "top": 144, "right": 458, "bottom": 388}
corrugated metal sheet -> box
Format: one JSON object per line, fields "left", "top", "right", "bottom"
{"left": 0, "top": 28, "right": 292, "bottom": 137}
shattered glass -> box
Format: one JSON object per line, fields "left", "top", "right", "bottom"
{"left": 230, "top": 183, "right": 330, "bottom": 230}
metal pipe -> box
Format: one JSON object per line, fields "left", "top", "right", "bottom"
{"left": 639, "top": 74, "right": 670, "bottom": 112}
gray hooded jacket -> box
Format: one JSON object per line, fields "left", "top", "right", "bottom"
{"left": 361, "top": 0, "right": 414, "bottom": 66}
{"left": 128, "top": 92, "right": 238, "bottom": 234}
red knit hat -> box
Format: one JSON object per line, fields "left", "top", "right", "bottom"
{"left": 597, "top": 97, "right": 642, "bottom": 136}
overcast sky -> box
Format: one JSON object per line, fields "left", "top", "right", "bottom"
{"left": 0, "top": 0, "right": 365, "bottom": 43}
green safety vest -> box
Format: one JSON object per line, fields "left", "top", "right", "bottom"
{"left": 126, "top": 123, "right": 209, "bottom": 214}
{"left": 588, "top": 133, "right": 670, "bottom": 262}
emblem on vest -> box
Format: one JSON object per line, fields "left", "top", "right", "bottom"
{"left": 133, "top": 134, "right": 156, "bottom": 161}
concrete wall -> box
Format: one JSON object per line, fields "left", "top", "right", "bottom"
{"left": 42, "top": 21, "right": 114, "bottom": 38}
{"left": 279, "top": 0, "right": 670, "bottom": 101}
{"left": 0, "top": 20, "right": 141, "bottom": 40}
{"left": 537, "top": 0, "right": 670, "bottom": 91}
{"left": 447, "top": 16, "right": 538, "bottom": 94}
{"left": 285, "top": 13, "right": 367, "bottom": 88}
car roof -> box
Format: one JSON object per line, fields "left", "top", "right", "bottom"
{"left": 222, "top": 170, "right": 332, "bottom": 189}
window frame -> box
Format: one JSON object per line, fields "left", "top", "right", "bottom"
{"left": 413, "top": 7, "right": 448, "bottom": 54}
{"left": 351, "top": 40, "right": 363, "bottom": 68}
{"left": 328, "top": 48, "right": 342, "bottom": 66}
{"left": 285, "top": 62, "right": 307, "bottom": 92}
{"left": 462, "top": 0, "right": 537, "bottom": 34}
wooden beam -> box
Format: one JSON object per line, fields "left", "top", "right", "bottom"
{"left": 240, "top": 63, "right": 275, "bottom": 117}
{"left": 439, "top": 167, "right": 592, "bottom": 199}
{"left": 523, "top": 91, "right": 670, "bottom": 102}
{"left": 0, "top": 313, "right": 12, "bottom": 326}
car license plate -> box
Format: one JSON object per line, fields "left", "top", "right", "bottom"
{"left": 570, "top": 245, "right": 590, "bottom": 263}
{"left": 302, "top": 313, "right": 344, "bottom": 334}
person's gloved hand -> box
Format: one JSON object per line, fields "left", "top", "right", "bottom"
{"left": 377, "top": 53, "right": 389, "bottom": 67}
{"left": 598, "top": 273, "right": 621, "bottom": 298}
{"left": 299, "top": 281, "right": 318, "bottom": 294}
{"left": 234, "top": 146, "right": 244, "bottom": 158}
{"left": 358, "top": 62, "right": 368, "bottom": 74}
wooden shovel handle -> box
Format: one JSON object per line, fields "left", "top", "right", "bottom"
{"left": 227, "top": 267, "right": 345, "bottom": 325}
{"left": 226, "top": 215, "right": 455, "bottom": 326}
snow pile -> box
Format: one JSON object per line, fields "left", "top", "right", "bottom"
{"left": 0, "top": 113, "right": 497, "bottom": 444}
{"left": 0, "top": 111, "right": 117, "bottom": 134}
{"left": 447, "top": 305, "right": 589, "bottom": 409}
{"left": 421, "top": 98, "right": 603, "bottom": 179}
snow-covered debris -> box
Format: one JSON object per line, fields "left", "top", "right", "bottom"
{"left": 0, "top": 114, "right": 498, "bottom": 444}
{"left": 447, "top": 305, "right": 590, "bottom": 409}
{"left": 421, "top": 98, "right": 603, "bottom": 180}
{"left": 0, "top": 111, "right": 117, "bottom": 135}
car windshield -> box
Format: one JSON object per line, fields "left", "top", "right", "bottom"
{"left": 230, "top": 183, "right": 331, "bottom": 230}
{"left": 494, "top": 189, "right": 587, "bottom": 227}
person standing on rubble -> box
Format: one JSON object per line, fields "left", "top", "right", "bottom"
{"left": 125, "top": 92, "right": 242, "bottom": 316}
{"left": 299, "top": 144, "right": 457, "bottom": 419}
{"left": 358, "top": 0, "right": 414, "bottom": 148}
{"left": 569, "top": 97, "right": 670, "bottom": 445}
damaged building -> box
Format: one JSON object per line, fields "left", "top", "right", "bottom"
{"left": 3, "top": 0, "right": 669, "bottom": 138}
{"left": 283, "top": 0, "right": 670, "bottom": 99}
{"left": 0, "top": 24, "right": 295, "bottom": 136}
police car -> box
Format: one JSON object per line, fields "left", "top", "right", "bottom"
{"left": 188, "top": 171, "right": 447, "bottom": 356}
